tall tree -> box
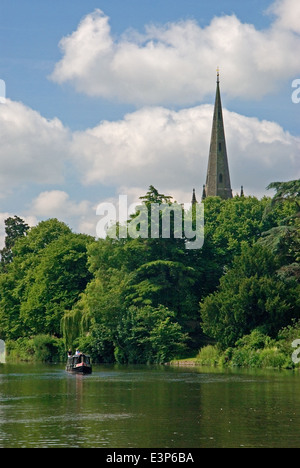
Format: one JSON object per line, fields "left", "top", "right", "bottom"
{"left": 0, "top": 216, "right": 29, "bottom": 270}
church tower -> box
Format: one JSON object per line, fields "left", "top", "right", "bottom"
{"left": 203, "top": 70, "right": 232, "bottom": 199}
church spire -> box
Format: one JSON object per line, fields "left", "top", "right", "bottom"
{"left": 204, "top": 69, "right": 232, "bottom": 199}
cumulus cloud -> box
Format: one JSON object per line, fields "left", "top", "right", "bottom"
{"left": 30, "top": 190, "right": 96, "bottom": 235}
{"left": 50, "top": 0, "right": 300, "bottom": 105}
{"left": 268, "top": 0, "right": 300, "bottom": 34}
{"left": 70, "top": 104, "right": 300, "bottom": 200}
{"left": 70, "top": 106, "right": 210, "bottom": 189}
{"left": 0, "top": 96, "right": 298, "bottom": 242}
{"left": 32, "top": 190, "right": 87, "bottom": 217}
{"left": 2, "top": 0, "right": 299, "bottom": 246}
{"left": 0, "top": 99, "right": 70, "bottom": 196}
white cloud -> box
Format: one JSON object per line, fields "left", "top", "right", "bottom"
{"left": 70, "top": 104, "right": 300, "bottom": 200}
{"left": 31, "top": 190, "right": 88, "bottom": 218}
{"left": 0, "top": 95, "right": 298, "bottom": 241}
{"left": 1, "top": 1, "right": 299, "bottom": 245}
{"left": 50, "top": 1, "right": 300, "bottom": 105}
{"left": 30, "top": 190, "right": 96, "bottom": 235}
{"left": 0, "top": 99, "right": 70, "bottom": 196}
{"left": 70, "top": 105, "right": 211, "bottom": 189}
{"left": 268, "top": 0, "right": 300, "bottom": 34}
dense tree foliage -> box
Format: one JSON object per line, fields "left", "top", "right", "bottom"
{"left": 200, "top": 242, "right": 299, "bottom": 349}
{"left": 0, "top": 181, "right": 299, "bottom": 365}
{"left": 0, "top": 219, "right": 93, "bottom": 340}
{"left": 200, "top": 180, "right": 300, "bottom": 350}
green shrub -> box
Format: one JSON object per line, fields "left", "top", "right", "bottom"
{"left": 32, "top": 335, "right": 65, "bottom": 362}
{"left": 196, "top": 329, "right": 291, "bottom": 369}
{"left": 258, "top": 348, "right": 286, "bottom": 369}
{"left": 277, "top": 320, "right": 300, "bottom": 357}
{"left": 196, "top": 345, "right": 221, "bottom": 366}
{"left": 6, "top": 335, "right": 65, "bottom": 362}
{"left": 6, "top": 337, "right": 35, "bottom": 361}
{"left": 235, "top": 328, "right": 273, "bottom": 350}
{"left": 230, "top": 348, "right": 255, "bottom": 367}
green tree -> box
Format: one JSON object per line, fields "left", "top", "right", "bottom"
{"left": 0, "top": 219, "right": 93, "bottom": 340}
{"left": 259, "top": 179, "right": 300, "bottom": 272}
{"left": 200, "top": 243, "right": 299, "bottom": 349}
{"left": 203, "top": 195, "right": 275, "bottom": 263}
{"left": 0, "top": 216, "right": 29, "bottom": 270}
{"left": 19, "top": 233, "right": 93, "bottom": 336}
{"left": 67, "top": 188, "right": 290, "bottom": 359}
{"left": 126, "top": 260, "right": 199, "bottom": 336}
{"left": 267, "top": 179, "right": 300, "bottom": 208}
{"left": 114, "top": 305, "right": 188, "bottom": 364}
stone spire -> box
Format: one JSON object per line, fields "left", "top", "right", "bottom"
{"left": 204, "top": 69, "right": 232, "bottom": 199}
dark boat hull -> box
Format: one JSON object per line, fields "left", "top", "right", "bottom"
{"left": 66, "top": 365, "right": 92, "bottom": 374}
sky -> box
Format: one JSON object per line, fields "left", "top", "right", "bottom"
{"left": 0, "top": 0, "right": 299, "bottom": 245}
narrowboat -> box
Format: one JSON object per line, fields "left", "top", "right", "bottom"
{"left": 66, "top": 353, "right": 92, "bottom": 374}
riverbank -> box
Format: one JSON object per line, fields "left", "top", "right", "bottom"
{"left": 169, "top": 358, "right": 199, "bottom": 366}
{"left": 170, "top": 327, "right": 300, "bottom": 370}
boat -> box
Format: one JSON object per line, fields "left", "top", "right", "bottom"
{"left": 66, "top": 353, "right": 92, "bottom": 374}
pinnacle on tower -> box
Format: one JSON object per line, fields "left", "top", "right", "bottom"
{"left": 191, "top": 188, "right": 197, "bottom": 205}
{"left": 204, "top": 69, "right": 232, "bottom": 199}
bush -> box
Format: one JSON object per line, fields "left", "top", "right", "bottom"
{"left": 6, "top": 337, "right": 35, "bottom": 361}
{"left": 258, "top": 348, "right": 286, "bottom": 369}
{"left": 235, "top": 328, "right": 273, "bottom": 350}
{"left": 6, "top": 335, "right": 65, "bottom": 362}
{"left": 195, "top": 329, "right": 292, "bottom": 369}
{"left": 230, "top": 348, "right": 261, "bottom": 368}
{"left": 277, "top": 320, "right": 300, "bottom": 356}
{"left": 196, "top": 345, "right": 221, "bottom": 366}
{"left": 32, "top": 335, "right": 65, "bottom": 362}
{"left": 229, "top": 330, "right": 286, "bottom": 368}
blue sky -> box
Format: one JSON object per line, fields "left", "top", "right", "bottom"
{"left": 0, "top": 0, "right": 299, "bottom": 243}
{"left": 1, "top": 0, "right": 296, "bottom": 130}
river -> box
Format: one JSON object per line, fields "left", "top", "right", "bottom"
{"left": 0, "top": 362, "right": 299, "bottom": 448}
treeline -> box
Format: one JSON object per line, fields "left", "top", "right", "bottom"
{"left": 0, "top": 181, "right": 299, "bottom": 365}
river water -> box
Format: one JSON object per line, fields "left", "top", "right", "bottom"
{"left": 0, "top": 362, "right": 299, "bottom": 448}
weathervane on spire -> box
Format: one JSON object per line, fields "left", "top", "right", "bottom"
{"left": 216, "top": 66, "right": 220, "bottom": 83}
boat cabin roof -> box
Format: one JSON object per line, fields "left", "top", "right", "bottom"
{"left": 68, "top": 353, "right": 90, "bottom": 363}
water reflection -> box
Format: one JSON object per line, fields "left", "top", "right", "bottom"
{"left": 0, "top": 363, "right": 300, "bottom": 448}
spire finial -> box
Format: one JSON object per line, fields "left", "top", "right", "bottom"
{"left": 216, "top": 66, "right": 220, "bottom": 83}
{"left": 191, "top": 188, "right": 197, "bottom": 205}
